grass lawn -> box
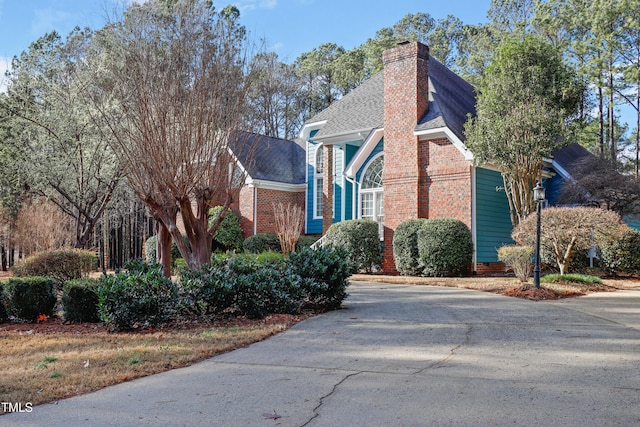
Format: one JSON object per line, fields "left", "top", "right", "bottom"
{"left": 0, "top": 314, "right": 305, "bottom": 412}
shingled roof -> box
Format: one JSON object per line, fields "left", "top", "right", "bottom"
{"left": 232, "top": 132, "right": 305, "bottom": 185}
{"left": 305, "top": 56, "right": 477, "bottom": 143}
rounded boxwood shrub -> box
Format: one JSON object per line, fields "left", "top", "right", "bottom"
{"left": 243, "top": 232, "right": 281, "bottom": 254}
{"left": 417, "top": 218, "right": 473, "bottom": 277}
{"left": 324, "top": 219, "right": 381, "bottom": 272}
{"left": 600, "top": 229, "right": 640, "bottom": 275}
{"left": 11, "top": 249, "right": 96, "bottom": 284}
{"left": 210, "top": 206, "right": 244, "bottom": 253}
{"left": 393, "top": 218, "right": 428, "bottom": 276}
{"left": 62, "top": 279, "right": 101, "bottom": 323}
{"left": 4, "top": 277, "right": 57, "bottom": 322}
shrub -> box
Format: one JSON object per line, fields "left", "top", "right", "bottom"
{"left": 288, "top": 246, "right": 355, "bottom": 310}
{"left": 324, "top": 219, "right": 381, "bottom": 272}
{"left": 296, "top": 235, "right": 318, "bottom": 251}
{"left": 243, "top": 233, "right": 281, "bottom": 254}
{"left": 417, "top": 218, "right": 473, "bottom": 277}
{"left": 210, "top": 206, "right": 244, "bottom": 253}
{"left": 393, "top": 219, "right": 428, "bottom": 276}
{"left": 4, "top": 277, "right": 57, "bottom": 322}
{"left": 497, "top": 245, "right": 534, "bottom": 283}
{"left": 541, "top": 273, "right": 603, "bottom": 285}
{"left": 178, "top": 261, "right": 235, "bottom": 316}
{"left": 97, "top": 260, "right": 178, "bottom": 331}
{"left": 600, "top": 229, "right": 640, "bottom": 275}
{"left": 62, "top": 279, "right": 101, "bottom": 323}
{"left": 11, "top": 249, "right": 96, "bottom": 284}
{"left": 0, "top": 283, "right": 7, "bottom": 323}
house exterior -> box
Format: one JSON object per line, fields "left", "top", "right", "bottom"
{"left": 230, "top": 132, "right": 306, "bottom": 238}
{"left": 300, "top": 41, "right": 514, "bottom": 273}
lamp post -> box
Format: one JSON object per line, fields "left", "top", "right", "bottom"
{"left": 533, "top": 181, "right": 546, "bottom": 289}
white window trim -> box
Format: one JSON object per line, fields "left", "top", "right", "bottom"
{"left": 358, "top": 154, "right": 384, "bottom": 238}
{"left": 313, "top": 144, "right": 324, "bottom": 219}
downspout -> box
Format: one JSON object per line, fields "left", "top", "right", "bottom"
{"left": 253, "top": 186, "right": 257, "bottom": 235}
{"left": 344, "top": 174, "right": 358, "bottom": 220}
{"left": 471, "top": 165, "right": 477, "bottom": 273}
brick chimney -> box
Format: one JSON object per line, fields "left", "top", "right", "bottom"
{"left": 381, "top": 41, "right": 430, "bottom": 272}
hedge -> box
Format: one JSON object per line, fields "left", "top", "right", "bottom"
{"left": 4, "top": 277, "right": 57, "bottom": 322}
{"left": 12, "top": 249, "right": 96, "bottom": 284}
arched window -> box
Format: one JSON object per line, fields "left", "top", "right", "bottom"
{"left": 360, "top": 155, "right": 384, "bottom": 238}
{"left": 314, "top": 146, "right": 324, "bottom": 218}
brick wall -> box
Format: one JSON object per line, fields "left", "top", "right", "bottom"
{"left": 238, "top": 185, "right": 306, "bottom": 238}
{"left": 423, "top": 138, "right": 472, "bottom": 228}
{"left": 381, "top": 42, "right": 430, "bottom": 272}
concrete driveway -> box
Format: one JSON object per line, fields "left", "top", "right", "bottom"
{"left": 4, "top": 281, "right": 640, "bottom": 426}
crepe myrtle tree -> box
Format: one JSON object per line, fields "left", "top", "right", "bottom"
{"left": 512, "top": 206, "right": 627, "bottom": 275}
{"left": 87, "top": 0, "right": 261, "bottom": 275}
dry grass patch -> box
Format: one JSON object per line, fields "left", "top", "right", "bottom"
{"left": 0, "top": 315, "right": 304, "bottom": 412}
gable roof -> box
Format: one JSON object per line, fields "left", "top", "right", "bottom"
{"left": 416, "top": 58, "right": 477, "bottom": 142}
{"left": 551, "top": 143, "right": 594, "bottom": 178}
{"left": 304, "top": 56, "right": 476, "bottom": 143}
{"left": 308, "top": 71, "right": 385, "bottom": 141}
{"left": 232, "top": 131, "right": 305, "bottom": 185}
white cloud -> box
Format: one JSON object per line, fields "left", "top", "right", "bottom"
{"left": 0, "top": 56, "right": 10, "bottom": 93}
{"left": 232, "top": 0, "right": 278, "bottom": 13}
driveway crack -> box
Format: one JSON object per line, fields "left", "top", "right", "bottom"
{"left": 300, "top": 371, "right": 362, "bottom": 426}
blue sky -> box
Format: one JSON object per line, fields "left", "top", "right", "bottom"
{"left": 0, "top": 0, "right": 492, "bottom": 89}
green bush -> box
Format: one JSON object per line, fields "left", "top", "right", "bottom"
{"left": 541, "top": 273, "right": 603, "bottom": 285}
{"left": 98, "top": 260, "right": 178, "bottom": 331}
{"left": 0, "top": 283, "right": 8, "bottom": 323}
{"left": 243, "top": 233, "right": 281, "bottom": 254}
{"left": 324, "top": 219, "right": 381, "bottom": 272}
{"left": 393, "top": 219, "right": 428, "bottom": 276}
{"left": 62, "top": 279, "right": 101, "bottom": 323}
{"left": 417, "top": 218, "right": 473, "bottom": 277}
{"left": 296, "top": 235, "right": 319, "bottom": 251}
{"left": 288, "top": 246, "right": 355, "bottom": 310}
{"left": 179, "top": 263, "right": 235, "bottom": 316}
{"left": 600, "top": 229, "right": 640, "bottom": 275}
{"left": 497, "top": 245, "right": 534, "bottom": 283}
{"left": 210, "top": 206, "right": 244, "bottom": 252}
{"left": 4, "top": 277, "right": 57, "bottom": 322}
{"left": 11, "top": 250, "right": 96, "bottom": 284}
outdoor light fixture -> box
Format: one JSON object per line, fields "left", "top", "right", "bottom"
{"left": 533, "top": 181, "right": 546, "bottom": 289}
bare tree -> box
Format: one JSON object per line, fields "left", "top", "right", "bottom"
{"left": 88, "top": 1, "right": 259, "bottom": 275}
{"left": 273, "top": 202, "right": 304, "bottom": 255}
{"left": 14, "top": 197, "right": 75, "bottom": 256}
{"left": 512, "top": 206, "right": 626, "bottom": 275}
{"left": 558, "top": 154, "right": 640, "bottom": 217}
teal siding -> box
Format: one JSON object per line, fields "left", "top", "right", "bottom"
{"left": 475, "top": 167, "right": 514, "bottom": 262}
{"left": 344, "top": 145, "right": 359, "bottom": 220}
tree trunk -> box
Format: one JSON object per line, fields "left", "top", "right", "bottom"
{"left": 156, "top": 221, "right": 172, "bottom": 278}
